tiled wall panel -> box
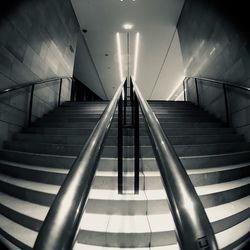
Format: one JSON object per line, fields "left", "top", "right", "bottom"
{"left": 0, "top": 0, "right": 79, "bottom": 148}
{"left": 178, "top": 0, "right": 250, "bottom": 141}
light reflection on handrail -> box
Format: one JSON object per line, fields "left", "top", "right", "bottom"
{"left": 185, "top": 76, "right": 250, "bottom": 93}
{"left": 0, "top": 76, "right": 72, "bottom": 95}
{"left": 34, "top": 81, "right": 125, "bottom": 250}
{"left": 132, "top": 81, "right": 218, "bottom": 250}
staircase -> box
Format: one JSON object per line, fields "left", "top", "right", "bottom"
{"left": 0, "top": 100, "right": 249, "bottom": 249}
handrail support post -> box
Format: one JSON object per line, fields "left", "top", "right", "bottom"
{"left": 58, "top": 79, "right": 63, "bottom": 107}
{"left": 134, "top": 93, "right": 140, "bottom": 194}
{"left": 223, "top": 83, "right": 230, "bottom": 126}
{"left": 195, "top": 78, "right": 200, "bottom": 106}
{"left": 28, "top": 84, "right": 35, "bottom": 126}
{"left": 118, "top": 95, "right": 123, "bottom": 194}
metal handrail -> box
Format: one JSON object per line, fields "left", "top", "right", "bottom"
{"left": 184, "top": 76, "right": 250, "bottom": 126}
{"left": 0, "top": 76, "right": 72, "bottom": 95}
{"left": 185, "top": 76, "right": 250, "bottom": 93}
{"left": 0, "top": 76, "right": 72, "bottom": 125}
{"left": 34, "top": 81, "right": 124, "bottom": 250}
{"left": 132, "top": 81, "right": 218, "bottom": 250}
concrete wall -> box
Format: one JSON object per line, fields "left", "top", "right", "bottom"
{"left": 178, "top": 0, "right": 250, "bottom": 141}
{"left": 150, "top": 30, "right": 185, "bottom": 101}
{"left": 73, "top": 33, "right": 107, "bottom": 100}
{"left": 0, "top": 0, "right": 79, "bottom": 148}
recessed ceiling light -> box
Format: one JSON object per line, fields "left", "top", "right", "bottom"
{"left": 123, "top": 23, "right": 133, "bottom": 30}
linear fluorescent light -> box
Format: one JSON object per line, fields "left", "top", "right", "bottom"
{"left": 116, "top": 32, "right": 123, "bottom": 82}
{"left": 133, "top": 32, "right": 140, "bottom": 82}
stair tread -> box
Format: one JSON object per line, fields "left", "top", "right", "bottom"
{"left": 216, "top": 218, "right": 250, "bottom": 249}
{"left": 88, "top": 189, "right": 147, "bottom": 201}
{"left": 197, "top": 176, "right": 250, "bottom": 195}
{"left": 145, "top": 177, "right": 250, "bottom": 199}
{"left": 142, "top": 162, "right": 250, "bottom": 175}
{"left": 1, "top": 192, "right": 248, "bottom": 232}
{"left": 0, "top": 174, "right": 60, "bottom": 194}
{"left": 74, "top": 243, "right": 179, "bottom": 250}
{"left": 206, "top": 196, "right": 250, "bottom": 223}
{"left": 180, "top": 150, "right": 250, "bottom": 159}
{"left": 0, "top": 149, "right": 76, "bottom": 159}
{"left": 79, "top": 213, "right": 175, "bottom": 233}
{"left": 0, "top": 160, "right": 69, "bottom": 174}
{"left": 188, "top": 162, "right": 250, "bottom": 174}
{"left": 0, "top": 192, "right": 48, "bottom": 220}
{"left": 0, "top": 215, "right": 37, "bottom": 248}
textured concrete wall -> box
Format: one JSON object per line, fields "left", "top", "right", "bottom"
{"left": 178, "top": 0, "right": 250, "bottom": 141}
{"left": 0, "top": 0, "right": 79, "bottom": 148}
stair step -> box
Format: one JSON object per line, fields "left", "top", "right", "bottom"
{"left": 181, "top": 150, "right": 250, "bottom": 169}
{"left": 0, "top": 192, "right": 47, "bottom": 231}
{"left": 0, "top": 215, "right": 37, "bottom": 249}
{"left": 0, "top": 149, "right": 75, "bottom": 168}
{"left": 0, "top": 174, "right": 58, "bottom": 206}
{"left": 145, "top": 176, "right": 250, "bottom": 207}
{"left": 77, "top": 212, "right": 176, "bottom": 247}
{"left": 14, "top": 133, "right": 90, "bottom": 144}
{"left": 33, "top": 121, "right": 103, "bottom": 128}
{"left": 0, "top": 160, "right": 68, "bottom": 185}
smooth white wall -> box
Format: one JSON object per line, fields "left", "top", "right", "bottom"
{"left": 150, "top": 30, "right": 185, "bottom": 100}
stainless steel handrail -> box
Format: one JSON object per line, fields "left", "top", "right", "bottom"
{"left": 0, "top": 76, "right": 72, "bottom": 95}
{"left": 133, "top": 82, "right": 218, "bottom": 250}
{"left": 185, "top": 76, "right": 250, "bottom": 93}
{"left": 34, "top": 82, "right": 124, "bottom": 250}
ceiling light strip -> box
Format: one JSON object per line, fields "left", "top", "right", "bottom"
{"left": 133, "top": 32, "right": 140, "bottom": 81}
{"left": 116, "top": 32, "right": 124, "bottom": 82}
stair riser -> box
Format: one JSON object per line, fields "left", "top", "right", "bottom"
{"left": 77, "top": 230, "right": 176, "bottom": 248}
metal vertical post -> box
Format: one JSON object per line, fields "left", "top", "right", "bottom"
{"left": 118, "top": 95, "right": 123, "bottom": 194}
{"left": 58, "top": 78, "right": 62, "bottom": 107}
{"left": 195, "top": 78, "right": 200, "bottom": 106}
{"left": 28, "top": 84, "right": 35, "bottom": 126}
{"left": 183, "top": 79, "right": 186, "bottom": 101}
{"left": 223, "top": 84, "right": 230, "bottom": 126}
{"left": 134, "top": 94, "right": 140, "bottom": 194}
{"left": 123, "top": 79, "right": 127, "bottom": 125}
{"left": 130, "top": 77, "right": 135, "bottom": 125}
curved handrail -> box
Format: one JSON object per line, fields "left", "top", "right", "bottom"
{"left": 185, "top": 76, "right": 250, "bottom": 93}
{"left": 34, "top": 82, "right": 124, "bottom": 250}
{"left": 0, "top": 76, "right": 72, "bottom": 95}
{"left": 133, "top": 82, "right": 218, "bottom": 250}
